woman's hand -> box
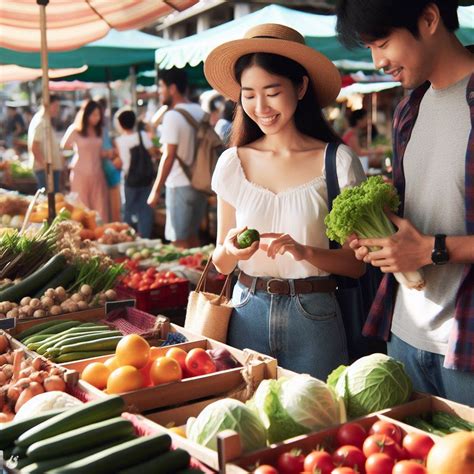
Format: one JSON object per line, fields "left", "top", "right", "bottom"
{"left": 259, "top": 233, "right": 307, "bottom": 261}
{"left": 223, "top": 227, "right": 259, "bottom": 261}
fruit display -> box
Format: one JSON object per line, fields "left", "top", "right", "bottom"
{"left": 95, "top": 222, "right": 136, "bottom": 244}
{"left": 120, "top": 266, "right": 186, "bottom": 292}
{"left": 1, "top": 396, "right": 195, "bottom": 473}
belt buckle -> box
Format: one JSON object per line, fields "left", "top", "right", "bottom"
{"left": 266, "top": 278, "right": 285, "bottom": 294}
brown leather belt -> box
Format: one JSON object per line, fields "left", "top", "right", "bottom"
{"left": 238, "top": 272, "right": 337, "bottom": 295}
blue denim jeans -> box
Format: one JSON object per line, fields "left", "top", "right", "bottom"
{"left": 35, "top": 170, "right": 61, "bottom": 193}
{"left": 228, "top": 279, "right": 349, "bottom": 380}
{"left": 388, "top": 333, "right": 474, "bottom": 406}
{"left": 124, "top": 185, "right": 154, "bottom": 238}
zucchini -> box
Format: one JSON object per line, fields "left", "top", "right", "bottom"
{"left": 16, "top": 395, "right": 125, "bottom": 449}
{"left": 20, "top": 435, "right": 136, "bottom": 474}
{"left": 23, "top": 333, "right": 56, "bottom": 345}
{"left": 34, "top": 265, "right": 78, "bottom": 299}
{"left": 0, "top": 254, "right": 67, "bottom": 303}
{"left": 52, "top": 330, "right": 119, "bottom": 349}
{"left": 54, "top": 351, "right": 115, "bottom": 363}
{"left": 431, "top": 411, "right": 474, "bottom": 432}
{"left": 26, "top": 417, "right": 134, "bottom": 462}
{"left": 118, "top": 448, "right": 190, "bottom": 474}
{"left": 404, "top": 416, "right": 448, "bottom": 436}
{"left": 47, "top": 434, "right": 172, "bottom": 474}
{"left": 59, "top": 336, "right": 122, "bottom": 354}
{"left": 40, "top": 329, "right": 113, "bottom": 354}
{"left": 0, "top": 408, "right": 66, "bottom": 448}
{"left": 17, "top": 320, "right": 70, "bottom": 341}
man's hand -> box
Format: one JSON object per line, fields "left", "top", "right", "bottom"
{"left": 349, "top": 212, "right": 433, "bottom": 273}
{"left": 259, "top": 233, "right": 307, "bottom": 261}
{"left": 147, "top": 190, "right": 160, "bottom": 208}
{"left": 223, "top": 227, "right": 259, "bottom": 261}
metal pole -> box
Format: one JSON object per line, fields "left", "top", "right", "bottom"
{"left": 38, "top": 0, "right": 56, "bottom": 223}
{"left": 130, "top": 65, "right": 137, "bottom": 113}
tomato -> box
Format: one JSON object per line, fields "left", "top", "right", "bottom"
{"left": 253, "top": 466, "right": 278, "bottom": 474}
{"left": 392, "top": 460, "right": 427, "bottom": 474}
{"left": 402, "top": 433, "right": 434, "bottom": 460}
{"left": 331, "top": 468, "right": 357, "bottom": 474}
{"left": 363, "top": 434, "right": 403, "bottom": 461}
{"left": 304, "top": 450, "right": 334, "bottom": 474}
{"left": 332, "top": 445, "right": 366, "bottom": 471}
{"left": 145, "top": 267, "right": 156, "bottom": 277}
{"left": 185, "top": 348, "right": 217, "bottom": 376}
{"left": 165, "top": 271, "right": 176, "bottom": 279}
{"left": 336, "top": 422, "right": 367, "bottom": 449}
{"left": 166, "top": 347, "right": 188, "bottom": 373}
{"left": 365, "top": 452, "right": 395, "bottom": 474}
{"left": 150, "top": 356, "right": 182, "bottom": 385}
{"left": 276, "top": 450, "right": 305, "bottom": 474}
{"left": 369, "top": 420, "right": 403, "bottom": 445}
{"left": 138, "top": 284, "right": 149, "bottom": 291}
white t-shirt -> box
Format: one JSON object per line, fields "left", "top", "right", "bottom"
{"left": 115, "top": 131, "right": 153, "bottom": 175}
{"left": 159, "top": 103, "right": 206, "bottom": 188}
{"left": 211, "top": 145, "right": 365, "bottom": 279}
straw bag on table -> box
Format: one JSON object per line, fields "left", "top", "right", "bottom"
{"left": 184, "top": 257, "right": 233, "bottom": 342}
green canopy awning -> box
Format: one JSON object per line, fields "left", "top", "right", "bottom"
{"left": 0, "top": 29, "right": 170, "bottom": 82}
{"left": 155, "top": 4, "right": 474, "bottom": 71}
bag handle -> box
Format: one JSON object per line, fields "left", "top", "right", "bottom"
{"left": 172, "top": 108, "right": 200, "bottom": 181}
{"left": 325, "top": 142, "right": 341, "bottom": 251}
{"left": 195, "top": 255, "right": 233, "bottom": 300}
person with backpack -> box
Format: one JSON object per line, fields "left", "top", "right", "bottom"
{"left": 147, "top": 68, "right": 209, "bottom": 249}
{"left": 115, "top": 109, "right": 155, "bottom": 238}
{"left": 337, "top": 0, "right": 474, "bottom": 404}
{"left": 204, "top": 23, "right": 366, "bottom": 379}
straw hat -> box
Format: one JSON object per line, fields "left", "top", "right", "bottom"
{"left": 204, "top": 23, "right": 341, "bottom": 108}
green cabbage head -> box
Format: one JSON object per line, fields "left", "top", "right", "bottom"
{"left": 186, "top": 398, "right": 267, "bottom": 453}
{"left": 328, "top": 353, "right": 412, "bottom": 419}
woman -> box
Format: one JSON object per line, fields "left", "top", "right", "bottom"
{"left": 204, "top": 24, "right": 366, "bottom": 379}
{"left": 61, "top": 100, "right": 109, "bottom": 223}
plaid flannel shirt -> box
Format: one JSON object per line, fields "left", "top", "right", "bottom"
{"left": 363, "top": 72, "right": 474, "bottom": 371}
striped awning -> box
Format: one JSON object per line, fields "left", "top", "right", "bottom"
{"left": 0, "top": 0, "right": 197, "bottom": 52}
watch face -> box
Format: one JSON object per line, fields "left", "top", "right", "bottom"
{"left": 432, "top": 249, "right": 448, "bottom": 265}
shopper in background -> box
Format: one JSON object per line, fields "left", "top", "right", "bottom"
{"left": 5, "top": 103, "right": 26, "bottom": 149}
{"left": 115, "top": 109, "right": 155, "bottom": 239}
{"left": 28, "top": 95, "right": 64, "bottom": 192}
{"left": 61, "top": 99, "right": 109, "bottom": 223}
{"left": 147, "top": 67, "right": 207, "bottom": 249}
{"left": 215, "top": 100, "right": 235, "bottom": 147}
{"left": 337, "top": 0, "right": 474, "bottom": 405}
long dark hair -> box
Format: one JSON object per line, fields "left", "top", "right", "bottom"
{"left": 76, "top": 100, "right": 103, "bottom": 137}
{"left": 230, "top": 53, "right": 341, "bottom": 147}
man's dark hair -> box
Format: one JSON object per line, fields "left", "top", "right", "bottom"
{"left": 349, "top": 108, "right": 367, "bottom": 127}
{"left": 336, "top": 0, "right": 460, "bottom": 48}
{"left": 158, "top": 67, "right": 188, "bottom": 95}
{"left": 117, "top": 110, "right": 136, "bottom": 130}
{"left": 49, "top": 94, "right": 60, "bottom": 104}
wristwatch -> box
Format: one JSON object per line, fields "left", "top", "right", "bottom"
{"left": 431, "top": 234, "right": 449, "bottom": 265}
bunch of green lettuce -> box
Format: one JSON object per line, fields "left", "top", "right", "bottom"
{"left": 248, "top": 375, "right": 346, "bottom": 444}
{"left": 328, "top": 353, "right": 413, "bottom": 419}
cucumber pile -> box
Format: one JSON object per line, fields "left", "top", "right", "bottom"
{"left": 404, "top": 411, "right": 474, "bottom": 436}
{"left": 1, "top": 396, "right": 196, "bottom": 473}
{"left": 18, "top": 320, "right": 122, "bottom": 363}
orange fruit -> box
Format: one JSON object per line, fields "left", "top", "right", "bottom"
{"left": 106, "top": 365, "right": 144, "bottom": 394}
{"left": 140, "top": 347, "right": 164, "bottom": 387}
{"left": 165, "top": 347, "right": 187, "bottom": 372}
{"left": 150, "top": 357, "right": 182, "bottom": 386}
{"left": 115, "top": 334, "right": 150, "bottom": 369}
{"left": 104, "top": 357, "right": 119, "bottom": 371}
{"left": 81, "top": 362, "right": 110, "bottom": 390}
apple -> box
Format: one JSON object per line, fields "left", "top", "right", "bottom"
{"left": 185, "top": 348, "right": 217, "bottom": 377}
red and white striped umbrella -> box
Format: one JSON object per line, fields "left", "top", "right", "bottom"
{"left": 0, "top": 0, "right": 197, "bottom": 52}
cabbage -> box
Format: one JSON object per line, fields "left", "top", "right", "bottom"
{"left": 14, "top": 391, "right": 82, "bottom": 421}
{"left": 328, "top": 353, "right": 412, "bottom": 418}
{"left": 249, "top": 375, "right": 346, "bottom": 444}
{"left": 186, "top": 398, "right": 267, "bottom": 453}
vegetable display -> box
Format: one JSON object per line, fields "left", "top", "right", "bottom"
{"left": 328, "top": 353, "right": 412, "bottom": 419}
{"left": 404, "top": 411, "right": 474, "bottom": 435}
{"left": 324, "top": 176, "right": 425, "bottom": 290}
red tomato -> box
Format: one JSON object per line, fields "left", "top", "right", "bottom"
{"left": 165, "top": 271, "right": 176, "bottom": 279}
{"left": 331, "top": 468, "right": 357, "bottom": 474}
{"left": 253, "top": 466, "right": 278, "bottom": 474}
{"left": 138, "top": 284, "right": 150, "bottom": 291}
{"left": 185, "top": 348, "right": 217, "bottom": 376}
{"left": 332, "top": 445, "right": 366, "bottom": 471}
{"left": 402, "top": 433, "right": 434, "bottom": 460}
{"left": 369, "top": 420, "right": 403, "bottom": 445}
{"left": 145, "top": 267, "right": 155, "bottom": 277}
{"left": 304, "top": 450, "right": 334, "bottom": 474}
{"left": 365, "top": 452, "right": 395, "bottom": 474}
{"left": 392, "top": 460, "right": 427, "bottom": 474}
{"left": 363, "top": 434, "right": 403, "bottom": 461}
{"left": 276, "top": 451, "right": 305, "bottom": 474}
{"left": 336, "top": 422, "right": 367, "bottom": 449}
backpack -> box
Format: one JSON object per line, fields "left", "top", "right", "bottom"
{"left": 325, "top": 142, "right": 386, "bottom": 361}
{"left": 125, "top": 131, "right": 154, "bottom": 188}
{"left": 173, "top": 108, "right": 224, "bottom": 194}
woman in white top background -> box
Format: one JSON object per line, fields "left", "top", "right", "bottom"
{"left": 205, "top": 24, "right": 366, "bottom": 379}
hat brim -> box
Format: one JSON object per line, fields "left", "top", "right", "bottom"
{"left": 204, "top": 38, "right": 341, "bottom": 108}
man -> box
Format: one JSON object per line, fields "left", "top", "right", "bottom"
{"left": 5, "top": 104, "right": 26, "bottom": 149}
{"left": 147, "top": 67, "right": 207, "bottom": 248}
{"left": 336, "top": 0, "right": 474, "bottom": 405}
{"left": 28, "top": 95, "right": 64, "bottom": 192}
{"left": 115, "top": 109, "right": 155, "bottom": 238}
